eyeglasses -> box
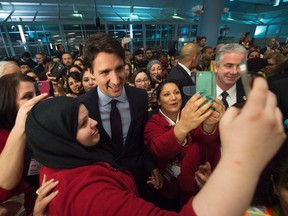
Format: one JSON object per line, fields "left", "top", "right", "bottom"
{"left": 135, "top": 78, "right": 148, "bottom": 83}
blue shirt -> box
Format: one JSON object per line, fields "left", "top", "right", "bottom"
{"left": 97, "top": 87, "right": 131, "bottom": 144}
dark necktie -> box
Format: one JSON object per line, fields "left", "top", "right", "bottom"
{"left": 110, "top": 99, "right": 123, "bottom": 146}
{"left": 221, "top": 91, "right": 229, "bottom": 110}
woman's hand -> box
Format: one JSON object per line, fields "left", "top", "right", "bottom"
{"left": 195, "top": 162, "right": 211, "bottom": 188}
{"left": 174, "top": 92, "right": 214, "bottom": 144}
{"left": 14, "top": 93, "right": 49, "bottom": 131}
{"left": 45, "top": 71, "right": 58, "bottom": 84}
{"left": 178, "top": 92, "right": 213, "bottom": 134}
{"left": 33, "top": 174, "right": 59, "bottom": 216}
{"left": 202, "top": 97, "right": 225, "bottom": 134}
{"left": 147, "top": 168, "right": 163, "bottom": 190}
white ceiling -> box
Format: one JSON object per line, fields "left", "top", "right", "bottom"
{"left": 0, "top": 0, "right": 288, "bottom": 25}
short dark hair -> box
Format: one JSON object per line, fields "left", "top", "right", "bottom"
{"left": 61, "top": 52, "right": 73, "bottom": 60}
{"left": 68, "top": 64, "right": 82, "bottom": 73}
{"left": 0, "top": 73, "right": 35, "bottom": 130}
{"left": 201, "top": 46, "right": 213, "bottom": 54}
{"left": 145, "top": 48, "right": 152, "bottom": 52}
{"left": 198, "top": 36, "right": 207, "bottom": 42}
{"left": 134, "top": 49, "right": 144, "bottom": 56}
{"left": 84, "top": 32, "right": 125, "bottom": 70}
{"left": 22, "top": 51, "right": 31, "bottom": 58}
{"left": 19, "top": 61, "right": 30, "bottom": 66}
{"left": 57, "top": 44, "right": 63, "bottom": 49}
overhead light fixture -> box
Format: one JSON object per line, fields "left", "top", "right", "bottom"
{"left": 72, "top": 13, "right": 82, "bottom": 17}
{"left": 129, "top": 13, "right": 138, "bottom": 18}
{"left": 192, "top": 5, "right": 204, "bottom": 16}
{"left": 129, "top": 6, "right": 138, "bottom": 18}
{"left": 273, "top": 0, "right": 280, "bottom": 6}
{"left": 172, "top": 10, "right": 184, "bottom": 19}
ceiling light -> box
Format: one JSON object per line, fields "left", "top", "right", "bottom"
{"left": 172, "top": 15, "right": 183, "bottom": 19}
{"left": 129, "top": 6, "right": 138, "bottom": 18}
{"left": 273, "top": 0, "right": 280, "bottom": 6}
{"left": 129, "top": 13, "right": 138, "bottom": 18}
{"left": 172, "top": 10, "right": 183, "bottom": 20}
{"left": 72, "top": 13, "right": 82, "bottom": 17}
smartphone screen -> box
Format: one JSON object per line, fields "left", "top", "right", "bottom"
{"left": 196, "top": 71, "right": 216, "bottom": 97}
{"left": 34, "top": 80, "right": 54, "bottom": 96}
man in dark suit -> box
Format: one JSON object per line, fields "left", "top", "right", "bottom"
{"left": 214, "top": 43, "right": 246, "bottom": 109}
{"left": 78, "top": 33, "right": 161, "bottom": 201}
{"left": 168, "top": 43, "right": 200, "bottom": 106}
{"left": 260, "top": 37, "right": 277, "bottom": 54}
{"left": 270, "top": 77, "right": 288, "bottom": 121}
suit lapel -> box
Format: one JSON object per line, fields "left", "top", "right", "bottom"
{"left": 179, "top": 64, "right": 195, "bottom": 85}
{"left": 236, "top": 80, "right": 246, "bottom": 103}
{"left": 123, "top": 86, "right": 135, "bottom": 146}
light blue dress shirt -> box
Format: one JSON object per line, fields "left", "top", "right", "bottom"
{"left": 97, "top": 87, "right": 131, "bottom": 144}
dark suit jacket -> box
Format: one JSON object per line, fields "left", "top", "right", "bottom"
{"left": 269, "top": 77, "right": 288, "bottom": 120}
{"left": 78, "top": 85, "right": 156, "bottom": 177}
{"left": 230, "top": 80, "right": 246, "bottom": 109}
{"left": 236, "top": 79, "right": 246, "bottom": 103}
{"left": 260, "top": 47, "right": 268, "bottom": 55}
{"left": 168, "top": 64, "right": 195, "bottom": 106}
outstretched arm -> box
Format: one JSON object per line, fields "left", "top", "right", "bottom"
{"left": 0, "top": 94, "right": 48, "bottom": 190}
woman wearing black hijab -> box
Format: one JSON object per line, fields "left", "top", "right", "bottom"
{"left": 27, "top": 97, "right": 184, "bottom": 216}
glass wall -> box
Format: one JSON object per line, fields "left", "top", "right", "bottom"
{"left": 1, "top": 21, "right": 286, "bottom": 60}
{"left": 0, "top": 23, "right": 186, "bottom": 59}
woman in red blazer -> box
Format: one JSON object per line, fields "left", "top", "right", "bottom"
{"left": 144, "top": 79, "right": 223, "bottom": 208}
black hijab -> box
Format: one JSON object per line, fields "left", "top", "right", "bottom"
{"left": 26, "top": 96, "right": 118, "bottom": 169}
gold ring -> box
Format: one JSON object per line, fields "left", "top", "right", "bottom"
{"left": 36, "top": 189, "right": 40, "bottom": 195}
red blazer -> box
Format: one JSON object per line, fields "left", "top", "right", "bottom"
{"left": 144, "top": 112, "right": 221, "bottom": 199}
{"left": 178, "top": 129, "right": 221, "bottom": 204}
{"left": 41, "top": 162, "right": 196, "bottom": 216}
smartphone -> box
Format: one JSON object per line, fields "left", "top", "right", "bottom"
{"left": 34, "top": 80, "right": 54, "bottom": 96}
{"left": 196, "top": 71, "right": 216, "bottom": 97}
{"left": 50, "top": 62, "right": 66, "bottom": 81}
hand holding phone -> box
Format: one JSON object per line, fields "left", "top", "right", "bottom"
{"left": 34, "top": 81, "right": 54, "bottom": 97}
{"left": 50, "top": 63, "right": 66, "bottom": 81}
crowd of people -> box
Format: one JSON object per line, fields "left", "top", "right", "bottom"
{"left": 0, "top": 32, "right": 288, "bottom": 216}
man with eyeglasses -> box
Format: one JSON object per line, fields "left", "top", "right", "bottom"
{"left": 215, "top": 43, "right": 246, "bottom": 110}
